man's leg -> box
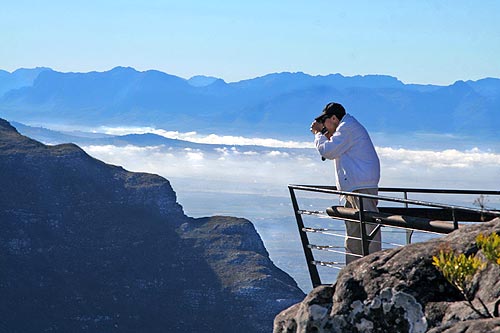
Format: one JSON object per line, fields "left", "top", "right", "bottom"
{"left": 344, "top": 188, "right": 382, "bottom": 264}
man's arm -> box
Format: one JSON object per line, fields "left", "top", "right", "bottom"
{"left": 314, "top": 125, "right": 351, "bottom": 160}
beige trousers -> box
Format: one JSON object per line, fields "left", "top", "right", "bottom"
{"left": 344, "top": 188, "right": 382, "bottom": 264}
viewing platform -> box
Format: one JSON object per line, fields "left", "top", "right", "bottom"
{"left": 288, "top": 185, "right": 500, "bottom": 288}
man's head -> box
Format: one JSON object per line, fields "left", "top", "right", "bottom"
{"left": 315, "top": 102, "right": 346, "bottom": 123}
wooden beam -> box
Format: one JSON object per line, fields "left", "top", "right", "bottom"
{"left": 326, "top": 206, "right": 458, "bottom": 234}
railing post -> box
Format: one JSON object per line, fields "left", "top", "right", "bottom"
{"left": 452, "top": 209, "right": 458, "bottom": 230}
{"left": 288, "top": 186, "right": 322, "bottom": 288}
{"left": 404, "top": 191, "right": 414, "bottom": 244}
{"left": 359, "top": 196, "right": 369, "bottom": 257}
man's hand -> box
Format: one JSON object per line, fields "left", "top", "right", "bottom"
{"left": 310, "top": 120, "right": 324, "bottom": 134}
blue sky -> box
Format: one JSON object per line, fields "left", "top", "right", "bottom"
{"left": 1, "top": 0, "right": 500, "bottom": 84}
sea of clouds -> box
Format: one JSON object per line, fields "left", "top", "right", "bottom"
{"left": 76, "top": 127, "right": 499, "bottom": 291}
{"left": 82, "top": 126, "right": 500, "bottom": 199}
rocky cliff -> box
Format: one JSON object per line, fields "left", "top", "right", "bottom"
{"left": 274, "top": 218, "right": 500, "bottom": 333}
{"left": 0, "top": 118, "right": 305, "bottom": 332}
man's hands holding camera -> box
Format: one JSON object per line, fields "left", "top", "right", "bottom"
{"left": 310, "top": 120, "right": 328, "bottom": 135}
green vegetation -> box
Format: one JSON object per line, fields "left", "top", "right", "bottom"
{"left": 432, "top": 232, "right": 500, "bottom": 318}
{"left": 476, "top": 232, "right": 500, "bottom": 264}
{"left": 432, "top": 250, "right": 485, "bottom": 295}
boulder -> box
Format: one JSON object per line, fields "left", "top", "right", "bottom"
{"left": 274, "top": 218, "right": 500, "bottom": 332}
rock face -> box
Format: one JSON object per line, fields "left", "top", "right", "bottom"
{"left": 0, "top": 119, "right": 305, "bottom": 332}
{"left": 179, "top": 216, "right": 305, "bottom": 332}
{"left": 274, "top": 218, "right": 500, "bottom": 333}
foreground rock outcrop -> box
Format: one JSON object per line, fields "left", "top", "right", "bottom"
{"left": 0, "top": 118, "right": 305, "bottom": 332}
{"left": 274, "top": 218, "right": 500, "bottom": 333}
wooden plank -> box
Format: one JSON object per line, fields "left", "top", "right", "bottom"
{"left": 378, "top": 207, "right": 499, "bottom": 222}
{"left": 326, "top": 206, "right": 458, "bottom": 234}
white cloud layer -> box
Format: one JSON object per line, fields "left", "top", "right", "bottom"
{"left": 45, "top": 124, "right": 495, "bottom": 215}
{"left": 82, "top": 143, "right": 500, "bottom": 195}
{"left": 95, "top": 126, "right": 313, "bottom": 148}
{"left": 378, "top": 147, "right": 500, "bottom": 168}
{"left": 79, "top": 132, "right": 500, "bottom": 295}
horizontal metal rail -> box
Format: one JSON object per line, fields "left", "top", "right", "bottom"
{"left": 289, "top": 184, "right": 500, "bottom": 217}
{"left": 289, "top": 184, "right": 500, "bottom": 288}
{"left": 291, "top": 184, "right": 500, "bottom": 196}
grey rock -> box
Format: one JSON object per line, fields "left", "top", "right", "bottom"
{"left": 274, "top": 218, "right": 500, "bottom": 333}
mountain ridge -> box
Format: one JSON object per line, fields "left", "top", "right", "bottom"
{"left": 0, "top": 67, "right": 498, "bottom": 139}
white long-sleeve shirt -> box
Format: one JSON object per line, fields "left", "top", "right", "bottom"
{"left": 314, "top": 113, "right": 380, "bottom": 192}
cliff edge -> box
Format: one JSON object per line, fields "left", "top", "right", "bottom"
{"left": 0, "top": 118, "right": 305, "bottom": 332}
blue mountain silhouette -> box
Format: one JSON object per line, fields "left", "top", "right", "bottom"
{"left": 0, "top": 67, "right": 498, "bottom": 139}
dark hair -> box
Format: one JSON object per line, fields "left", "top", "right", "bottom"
{"left": 315, "top": 102, "right": 346, "bottom": 122}
{"left": 323, "top": 102, "right": 345, "bottom": 120}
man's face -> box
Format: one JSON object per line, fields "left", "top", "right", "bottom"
{"left": 323, "top": 115, "right": 340, "bottom": 133}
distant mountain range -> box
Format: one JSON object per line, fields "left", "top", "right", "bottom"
{"left": 0, "top": 67, "right": 499, "bottom": 139}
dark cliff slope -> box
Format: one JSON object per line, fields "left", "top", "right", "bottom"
{"left": 0, "top": 119, "right": 304, "bottom": 333}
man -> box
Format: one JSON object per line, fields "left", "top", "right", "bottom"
{"left": 310, "top": 102, "right": 381, "bottom": 264}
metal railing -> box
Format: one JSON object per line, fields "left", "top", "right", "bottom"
{"left": 288, "top": 185, "right": 500, "bottom": 288}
